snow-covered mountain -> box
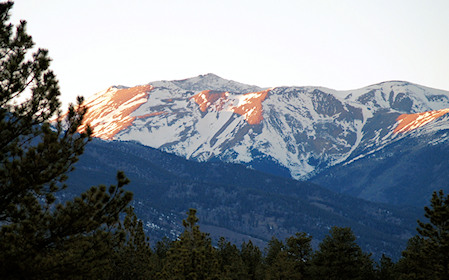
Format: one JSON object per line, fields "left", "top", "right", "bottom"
{"left": 79, "top": 74, "right": 449, "bottom": 181}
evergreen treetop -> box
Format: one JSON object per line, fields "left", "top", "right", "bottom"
{"left": 0, "top": 2, "right": 138, "bottom": 278}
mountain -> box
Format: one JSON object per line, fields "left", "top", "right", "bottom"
{"left": 65, "top": 138, "right": 421, "bottom": 259}
{"left": 310, "top": 114, "right": 449, "bottom": 206}
{"left": 77, "top": 74, "right": 449, "bottom": 206}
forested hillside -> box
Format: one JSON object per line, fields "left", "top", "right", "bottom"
{"left": 66, "top": 139, "right": 420, "bottom": 259}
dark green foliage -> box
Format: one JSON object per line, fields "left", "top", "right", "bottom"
{"left": 110, "top": 207, "right": 153, "bottom": 279}
{"left": 285, "top": 232, "right": 313, "bottom": 277}
{"left": 160, "top": 209, "right": 220, "bottom": 280}
{"left": 240, "top": 240, "right": 264, "bottom": 280}
{"left": 0, "top": 166, "right": 134, "bottom": 279}
{"left": 374, "top": 254, "right": 396, "bottom": 280}
{"left": 265, "top": 236, "right": 284, "bottom": 267}
{"left": 395, "top": 236, "right": 431, "bottom": 280}
{"left": 217, "top": 237, "right": 246, "bottom": 280}
{"left": 0, "top": 2, "right": 139, "bottom": 278}
{"left": 266, "top": 250, "right": 301, "bottom": 280}
{"left": 265, "top": 233, "right": 312, "bottom": 280}
{"left": 0, "top": 0, "right": 90, "bottom": 225}
{"left": 310, "top": 226, "right": 375, "bottom": 280}
{"left": 416, "top": 190, "right": 449, "bottom": 280}
{"left": 147, "top": 191, "right": 448, "bottom": 280}
{"left": 151, "top": 236, "right": 173, "bottom": 273}
{"left": 395, "top": 190, "right": 449, "bottom": 280}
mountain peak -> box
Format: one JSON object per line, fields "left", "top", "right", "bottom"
{"left": 77, "top": 75, "right": 449, "bottom": 180}
{"left": 168, "top": 73, "right": 263, "bottom": 93}
{"left": 199, "top": 73, "right": 221, "bottom": 79}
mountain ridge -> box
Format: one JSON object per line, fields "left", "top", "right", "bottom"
{"left": 75, "top": 74, "right": 449, "bottom": 205}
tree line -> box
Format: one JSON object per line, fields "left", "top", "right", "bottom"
{"left": 1, "top": 1, "right": 449, "bottom": 279}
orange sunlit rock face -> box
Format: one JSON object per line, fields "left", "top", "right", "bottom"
{"left": 231, "top": 89, "right": 270, "bottom": 125}
{"left": 394, "top": 108, "right": 449, "bottom": 133}
{"left": 190, "top": 90, "right": 228, "bottom": 112}
{"left": 78, "top": 85, "right": 153, "bottom": 139}
{"left": 191, "top": 89, "right": 271, "bottom": 124}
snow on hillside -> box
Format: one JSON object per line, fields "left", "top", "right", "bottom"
{"left": 79, "top": 75, "right": 449, "bottom": 179}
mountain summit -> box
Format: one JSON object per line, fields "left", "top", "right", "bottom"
{"left": 159, "top": 73, "right": 263, "bottom": 93}
{"left": 78, "top": 75, "right": 449, "bottom": 183}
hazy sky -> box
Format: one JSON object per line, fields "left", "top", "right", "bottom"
{"left": 10, "top": 0, "right": 449, "bottom": 107}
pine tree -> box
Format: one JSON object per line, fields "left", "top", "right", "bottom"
{"left": 310, "top": 226, "right": 374, "bottom": 280}
{"left": 264, "top": 236, "right": 284, "bottom": 268}
{"left": 217, "top": 237, "right": 246, "bottom": 280}
{"left": 110, "top": 207, "right": 153, "bottom": 280}
{"left": 265, "top": 233, "right": 312, "bottom": 280}
{"left": 285, "top": 232, "right": 313, "bottom": 277}
{"left": 0, "top": 1, "right": 89, "bottom": 223}
{"left": 0, "top": 2, "right": 136, "bottom": 278}
{"left": 151, "top": 236, "right": 173, "bottom": 275}
{"left": 160, "top": 209, "right": 220, "bottom": 280}
{"left": 265, "top": 250, "right": 298, "bottom": 280}
{"left": 416, "top": 190, "right": 449, "bottom": 280}
{"left": 240, "top": 240, "right": 264, "bottom": 280}
{"left": 374, "top": 254, "right": 396, "bottom": 280}
{"left": 396, "top": 236, "right": 432, "bottom": 280}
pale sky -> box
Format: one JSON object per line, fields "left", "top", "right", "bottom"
{"left": 9, "top": 0, "right": 449, "bottom": 107}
